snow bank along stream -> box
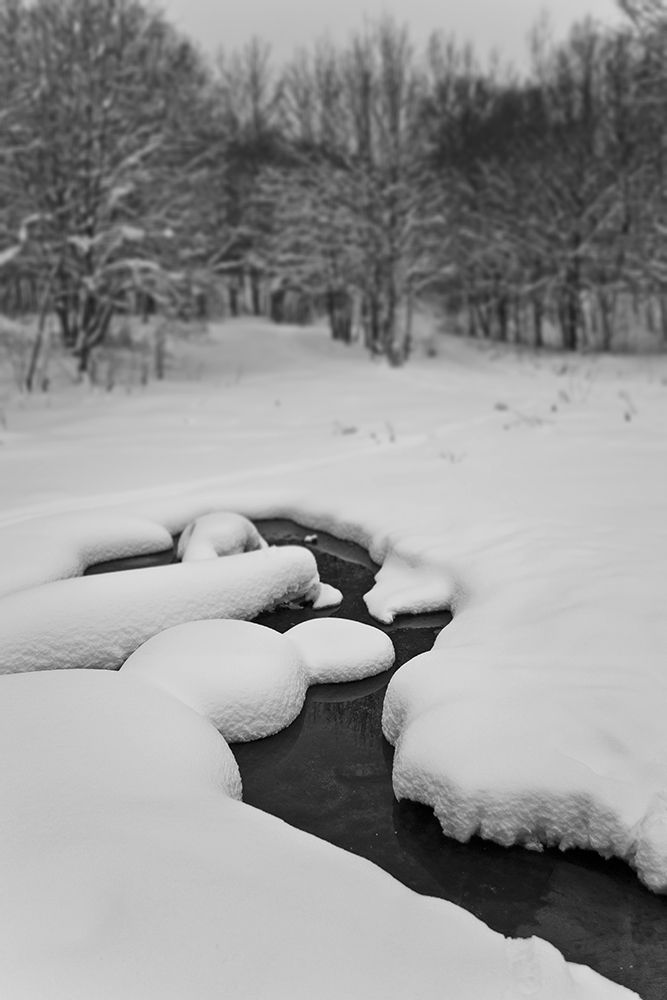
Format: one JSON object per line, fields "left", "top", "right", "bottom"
{"left": 240, "top": 522, "right": 667, "bottom": 1000}
{"left": 0, "top": 503, "right": 650, "bottom": 1000}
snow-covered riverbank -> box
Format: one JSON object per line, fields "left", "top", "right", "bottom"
{"left": 1, "top": 318, "right": 664, "bottom": 998}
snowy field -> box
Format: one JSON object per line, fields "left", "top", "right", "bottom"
{"left": 1, "top": 317, "right": 666, "bottom": 999}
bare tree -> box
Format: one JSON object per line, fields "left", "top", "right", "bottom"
{"left": 211, "top": 39, "right": 284, "bottom": 316}
{"left": 0, "top": 0, "right": 208, "bottom": 374}
{"left": 276, "top": 19, "right": 429, "bottom": 361}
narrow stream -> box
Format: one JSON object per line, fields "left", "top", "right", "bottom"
{"left": 87, "top": 519, "right": 666, "bottom": 999}
{"left": 241, "top": 521, "right": 666, "bottom": 1000}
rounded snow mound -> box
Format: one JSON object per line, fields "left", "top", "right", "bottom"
{"left": 122, "top": 617, "right": 395, "bottom": 742}
{"left": 0, "top": 668, "right": 242, "bottom": 804}
{"left": 177, "top": 511, "right": 267, "bottom": 561}
{"left": 383, "top": 647, "right": 667, "bottom": 892}
{"left": 287, "top": 617, "right": 395, "bottom": 683}
{"left": 0, "top": 545, "right": 321, "bottom": 674}
{"left": 122, "top": 619, "right": 309, "bottom": 742}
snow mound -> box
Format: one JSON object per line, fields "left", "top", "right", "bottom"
{"left": 0, "top": 668, "right": 243, "bottom": 804}
{"left": 122, "top": 619, "right": 309, "bottom": 742}
{"left": 0, "top": 546, "right": 321, "bottom": 674}
{"left": 634, "top": 794, "right": 667, "bottom": 893}
{"left": 287, "top": 617, "right": 395, "bottom": 683}
{"left": 122, "top": 617, "right": 394, "bottom": 741}
{"left": 173, "top": 508, "right": 341, "bottom": 606}
{"left": 383, "top": 646, "right": 667, "bottom": 892}
{"left": 364, "top": 549, "right": 460, "bottom": 623}
{"left": 0, "top": 512, "right": 173, "bottom": 598}
{"left": 0, "top": 667, "right": 636, "bottom": 1000}
{"left": 311, "top": 580, "right": 343, "bottom": 608}
{"left": 176, "top": 511, "right": 267, "bottom": 561}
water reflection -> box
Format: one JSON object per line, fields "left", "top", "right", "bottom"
{"left": 307, "top": 687, "right": 385, "bottom": 745}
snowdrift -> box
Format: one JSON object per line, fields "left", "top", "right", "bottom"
{"left": 0, "top": 668, "right": 634, "bottom": 1000}
{"left": 1, "top": 320, "right": 665, "bottom": 996}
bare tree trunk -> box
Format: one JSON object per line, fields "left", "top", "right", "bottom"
{"left": 466, "top": 289, "right": 478, "bottom": 338}
{"left": 327, "top": 287, "right": 353, "bottom": 343}
{"left": 77, "top": 343, "right": 90, "bottom": 376}
{"left": 270, "top": 284, "right": 285, "bottom": 323}
{"left": 25, "top": 265, "right": 57, "bottom": 392}
{"left": 659, "top": 292, "right": 667, "bottom": 345}
{"left": 597, "top": 287, "right": 617, "bottom": 351}
{"left": 363, "top": 290, "right": 383, "bottom": 354}
{"left": 229, "top": 280, "right": 239, "bottom": 317}
{"left": 533, "top": 294, "right": 544, "bottom": 349}
{"left": 74, "top": 302, "right": 115, "bottom": 376}
{"left": 496, "top": 291, "right": 509, "bottom": 342}
{"left": 645, "top": 294, "right": 655, "bottom": 335}
{"left": 560, "top": 268, "right": 581, "bottom": 352}
{"left": 154, "top": 322, "right": 167, "bottom": 380}
{"left": 403, "top": 282, "right": 414, "bottom": 360}
{"left": 250, "top": 270, "right": 262, "bottom": 316}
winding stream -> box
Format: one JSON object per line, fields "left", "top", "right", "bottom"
{"left": 87, "top": 518, "right": 666, "bottom": 998}
{"left": 243, "top": 521, "right": 666, "bottom": 1000}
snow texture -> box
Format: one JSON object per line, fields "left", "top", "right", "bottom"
{"left": 122, "top": 619, "right": 309, "bottom": 741}
{"left": 286, "top": 616, "right": 395, "bottom": 683}
{"left": 0, "top": 512, "right": 173, "bottom": 598}
{"left": 121, "top": 617, "right": 395, "bottom": 741}
{"left": 382, "top": 643, "right": 667, "bottom": 893}
{"left": 0, "top": 667, "right": 635, "bottom": 1000}
{"left": 0, "top": 545, "right": 321, "bottom": 674}
{"left": 364, "top": 551, "right": 458, "bottom": 622}
{"left": 0, "top": 318, "right": 663, "bottom": 995}
{"left": 311, "top": 580, "right": 344, "bottom": 608}
{"left": 176, "top": 510, "right": 267, "bottom": 560}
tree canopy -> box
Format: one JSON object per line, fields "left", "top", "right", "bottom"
{"left": 1, "top": 0, "right": 667, "bottom": 376}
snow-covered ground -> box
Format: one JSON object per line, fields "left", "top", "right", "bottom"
{"left": 1, "top": 317, "right": 665, "bottom": 998}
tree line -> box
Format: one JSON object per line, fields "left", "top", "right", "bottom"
{"left": 0, "top": 0, "right": 666, "bottom": 381}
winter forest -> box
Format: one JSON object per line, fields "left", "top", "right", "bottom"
{"left": 2, "top": 0, "right": 667, "bottom": 384}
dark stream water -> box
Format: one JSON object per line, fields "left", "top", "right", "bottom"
{"left": 88, "top": 520, "right": 666, "bottom": 998}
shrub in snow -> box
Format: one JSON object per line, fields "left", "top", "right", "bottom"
{"left": 121, "top": 617, "right": 395, "bottom": 742}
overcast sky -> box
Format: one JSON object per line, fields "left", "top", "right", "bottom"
{"left": 157, "top": 0, "right": 625, "bottom": 69}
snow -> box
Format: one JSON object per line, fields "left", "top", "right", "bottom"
{"left": 176, "top": 510, "right": 268, "bottom": 560}
{"left": 122, "top": 618, "right": 308, "bottom": 741}
{"left": 0, "top": 316, "right": 663, "bottom": 996}
{"left": 311, "top": 579, "right": 344, "bottom": 607}
{"left": 0, "top": 511, "right": 173, "bottom": 598}
{"left": 0, "top": 545, "right": 322, "bottom": 673}
{"left": 287, "top": 616, "right": 395, "bottom": 683}
{"left": 0, "top": 667, "right": 631, "bottom": 1000}
{"left": 380, "top": 517, "right": 667, "bottom": 890}
{"left": 122, "top": 617, "right": 394, "bottom": 740}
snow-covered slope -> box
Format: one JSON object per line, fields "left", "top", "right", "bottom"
{"left": 0, "top": 318, "right": 663, "bottom": 997}
{"left": 0, "top": 668, "right": 633, "bottom": 1000}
